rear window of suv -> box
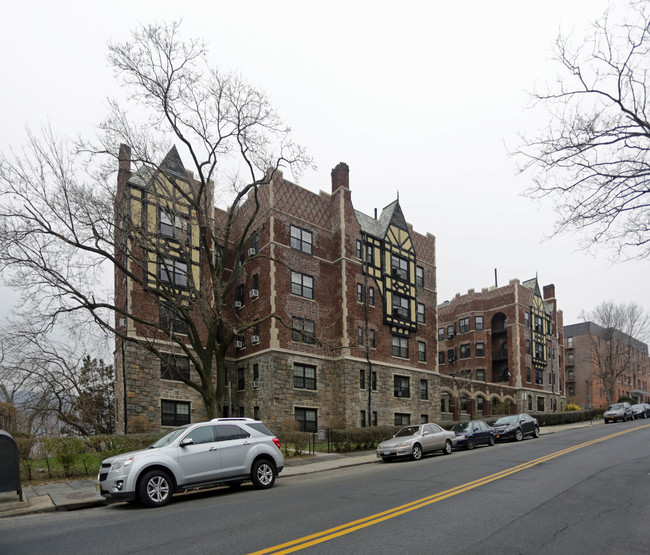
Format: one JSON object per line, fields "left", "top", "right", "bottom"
{"left": 247, "top": 423, "right": 275, "bottom": 436}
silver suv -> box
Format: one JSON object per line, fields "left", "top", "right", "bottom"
{"left": 603, "top": 402, "right": 633, "bottom": 423}
{"left": 97, "top": 418, "right": 284, "bottom": 507}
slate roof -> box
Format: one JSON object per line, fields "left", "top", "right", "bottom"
{"left": 355, "top": 199, "right": 407, "bottom": 238}
{"left": 127, "top": 146, "right": 188, "bottom": 189}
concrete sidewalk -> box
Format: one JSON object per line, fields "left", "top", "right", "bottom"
{"left": 0, "top": 419, "right": 603, "bottom": 518}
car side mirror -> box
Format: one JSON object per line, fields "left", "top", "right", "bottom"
{"left": 180, "top": 438, "right": 194, "bottom": 447}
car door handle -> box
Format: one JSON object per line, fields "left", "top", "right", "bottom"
{"left": 209, "top": 447, "right": 218, "bottom": 451}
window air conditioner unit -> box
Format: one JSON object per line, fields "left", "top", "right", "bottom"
{"left": 119, "top": 318, "right": 126, "bottom": 327}
{"left": 248, "top": 248, "right": 257, "bottom": 256}
{"left": 249, "top": 289, "right": 259, "bottom": 298}
{"left": 447, "top": 332, "right": 454, "bottom": 339}
{"left": 251, "top": 335, "right": 260, "bottom": 344}
{"left": 252, "top": 380, "right": 260, "bottom": 388}
{"left": 235, "top": 300, "right": 242, "bottom": 308}
{"left": 235, "top": 340, "right": 243, "bottom": 349}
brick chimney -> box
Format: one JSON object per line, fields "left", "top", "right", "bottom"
{"left": 331, "top": 162, "right": 349, "bottom": 193}
{"left": 543, "top": 284, "right": 556, "bottom": 300}
{"left": 118, "top": 144, "right": 132, "bottom": 188}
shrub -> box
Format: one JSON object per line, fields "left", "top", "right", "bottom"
{"left": 566, "top": 403, "right": 582, "bottom": 411}
{"left": 41, "top": 437, "right": 86, "bottom": 478}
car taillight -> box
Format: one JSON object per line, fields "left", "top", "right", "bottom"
{"left": 272, "top": 437, "right": 281, "bottom": 449}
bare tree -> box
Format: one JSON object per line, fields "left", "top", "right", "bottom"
{"left": 518, "top": 1, "right": 650, "bottom": 260}
{"left": 580, "top": 300, "right": 649, "bottom": 405}
{"left": 0, "top": 22, "right": 310, "bottom": 421}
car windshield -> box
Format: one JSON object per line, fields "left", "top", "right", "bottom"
{"left": 151, "top": 426, "right": 190, "bottom": 448}
{"left": 451, "top": 422, "right": 470, "bottom": 432}
{"left": 395, "top": 426, "right": 419, "bottom": 437}
{"left": 608, "top": 404, "right": 624, "bottom": 410}
{"left": 495, "top": 416, "right": 517, "bottom": 426}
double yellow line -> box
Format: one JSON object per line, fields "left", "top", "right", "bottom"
{"left": 250, "top": 424, "right": 650, "bottom": 555}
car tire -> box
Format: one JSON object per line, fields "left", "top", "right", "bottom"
{"left": 604, "top": 419, "right": 608, "bottom": 424}
{"left": 381, "top": 457, "right": 392, "bottom": 463}
{"left": 466, "top": 438, "right": 476, "bottom": 450}
{"left": 514, "top": 428, "right": 523, "bottom": 442}
{"left": 533, "top": 426, "right": 540, "bottom": 438}
{"left": 251, "top": 459, "right": 276, "bottom": 489}
{"left": 411, "top": 443, "right": 423, "bottom": 461}
{"left": 442, "top": 439, "right": 453, "bottom": 455}
{"left": 644, "top": 413, "right": 648, "bottom": 419}
{"left": 138, "top": 470, "right": 173, "bottom": 508}
{"left": 488, "top": 435, "right": 495, "bottom": 446}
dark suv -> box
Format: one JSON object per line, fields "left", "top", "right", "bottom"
{"left": 97, "top": 418, "right": 284, "bottom": 507}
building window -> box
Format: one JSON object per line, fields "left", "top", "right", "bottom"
{"left": 418, "top": 341, "right": 426, "bottom": 362}
{"left": 392, "top": 295, "right": 409, "bottom": 319}
{"left": 159, "top": 258, "right": 188, "bottom": 287}
{"left": 391, "top": 254, "right": 409, "bottom": 280}
{"left": 447, "top": 325, "right": 455, "bottom": 339}
{"left": 526, "top": 367, "right": 531, "bottom": 383}
{"left": 294, "top": 363, "right": 316, "bottom": 390}
{"left": 368, "top": 287, "right": 375, "bottom": 306}
{"left": 525, "top": 312, "right": 530, "bottom": 328}
{"left": 416, "top": 266, "right": 424, "bottom": 287}
{"left": 357, "top": 326, "right": 364, "bottom": 346}
{"left": 568, "top": 353, "right": 574, "bottom": 364}
{"left": 357, "top": 283, "right": 363, "bottom": 303}
{"left": 360, "top": 410, "right": 366, "bottom": 427}
{"left": 476, "top": 342, "right": 485, "bottom": 357}
{"left": 420, "top": 379, "right": 428, "bottom": 400}
{"left": 392, "top": 336, "right": 409, "bottom": 358}
{"left": 290, "top": 224, "right": 313, "bottom": 254}
{"left": 475, "top": 316, "right": 484, "bottom": 331}
{"left": 526, "top": 339, "right": 531, "bottom": 355}
{"left": 438, "top": 328, "right": 445, "bottom": 342}
{"left": 291, "top": 271, "right": 314, "bottom": 299}
{"left": 568, "top": 386, "right": 575, "bottom": 396}
{"left": 439, "top": 351, "right": 445, "bottom": 365}
{"left": 417, "top": 303, "right": 425, "bottom": 324}
{"left": 161, "top": 400, "right": 190, "bottom": 426}
{"left": 459, "top": 317, "right": 470, "bottom": 333}
{"left": 421, "top": 414, "right": 428, "bottom": 424}
{"left": 253, "top": 364, "right": 259, "bottom": 382}
{"left": 372, "top": 371, "right": 377, "bottom": 391}
{"left": 294, "top": 407, "right": 317, "bottom": 432}
{"left": 366, "top": 244, "right": 374, "bottom": 265}
{"left": 159, "top": 209, "right": 188, "bottom": 239}
{"left": 236, "top": 284, "right": 244, "bottom": 306}
{"left": 537, "top": 397, "right": 545, "bottom": 411}
{"left": 394, "top": 375, "right": 410, "bottom": 398}
{"left": 476, "top": 369, "right": 485, "bottom": 381}
{"left": 568, "top": 370, "right": 574, "bottom": 380}
{"left": 249, "top": 234, "right": 259, "bottom": 254}
{"left": 360, "top": 369, "right": 366, "bottom": 389}
{"left": 292, "top": 317, "right": 315, "bottom": 344}
{"left": 534, "top": 315, "right": 543, "bottom": 333}
{"left": 448, "top": 348, "right": 456, "bottom": 363}
{"left": 369, "top": 329, "right": 376, "bottom": 348}
{"left": 356, "top": 239, "right": 363, "bottom": 259}
{"left": 535, "top": 342, "right": 544, "bottom": 359}
{"left": 161, "top": 355, "right": 190, "bottom": 381}
{"left": 568, "top": 337, "right": 573, "bottom": 348}
{"left": 159, "top": 303, "right": 188, "bottom": 335}
{"left": 477, "top": 396, "right": 484, "bottom": 412}
{"left": 460, "top": 344, "right": 471, "bottom": 359}
{"left": 394, "top": 413, "right": 410, "bottom": 426}
{"left": 254, "top": 406, "right": 260, "bottom": 420}
{"left": 536, "top": 369, "right": 543, "bottom": 385}
{"left": 237, "top": 368, "right": 245, "bottom": 390}
{"left": 372, "top": 411, "right": 378, "bottom": 426}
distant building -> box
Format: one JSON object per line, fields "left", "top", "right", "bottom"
{"left": 437, "top": 279, "right": 566, "bottom": 414}
{"left": 564, "top": 322, "right": 650, "bottom": 408}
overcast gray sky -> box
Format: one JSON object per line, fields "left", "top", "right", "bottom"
{"left": 2, "top": 0, "right": 648, "bottom": 327}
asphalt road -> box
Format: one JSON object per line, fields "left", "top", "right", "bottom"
{"left": 2, "top": 421, "right": 649, "bottom": 554}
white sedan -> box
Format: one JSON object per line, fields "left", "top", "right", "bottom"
{"left": 377, "top": 423, "right": 457, "bottom": 461}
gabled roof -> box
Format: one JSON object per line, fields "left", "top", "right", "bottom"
{"left": 355, "top": 199, "right": 408, "bottom": 238}
{"left": 127, "top": 146, "right": 188, "bottom": 189}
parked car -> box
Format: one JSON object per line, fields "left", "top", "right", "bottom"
{"left": 97, "top": 418, "right": 284, "bottom": 507}
{"left": 377, "top": 423, "right": 457, "bottom": 461}
{"left": 603, "top": 402, "right": 633, "bottom": 423}
{"left": 451, "top": 420, "right": 496, "bottom": 450}
{"left": 493, "top": 413, "right": 540, "bottom": 442}
{"left": 630, "top": 403, "right": 650, "bottom": 419}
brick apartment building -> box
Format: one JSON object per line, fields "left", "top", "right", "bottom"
{"left": 437, "top": 279, "right": 566, "bottom": 416}
{"left": 114, "top": 147, "right": 443, "bottom": 432}
{"left": 564, "top": 322, "right": 650, "bottom": 409}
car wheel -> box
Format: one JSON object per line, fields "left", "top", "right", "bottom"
{"left": 604, "top": 419, "right": 608, "bottom": 424}
{"left": 488, "top": 435, "right": 495, "bottom": 446}
{"left": 466, "top": 438, "right": 476, "bottom": 450}
{"left": 533, "top": 426, "right": 540, "bottom": 438}
{"left": 138, "top": 470, "right": 172, "bottom": 508}
{"left": 644, "top": 413, "right": 648, "bottom": 419}
{"left": 411, "top": 443, "right": 423, "bottom": 461}
{"left": 514, "top": 428, "right": 523, "bottom": 442}
{"left": 251, "top": 459, "right": 276, "bottom": 489}
{"left": 442, "top": 439, "right": 453, "bottom": 455}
